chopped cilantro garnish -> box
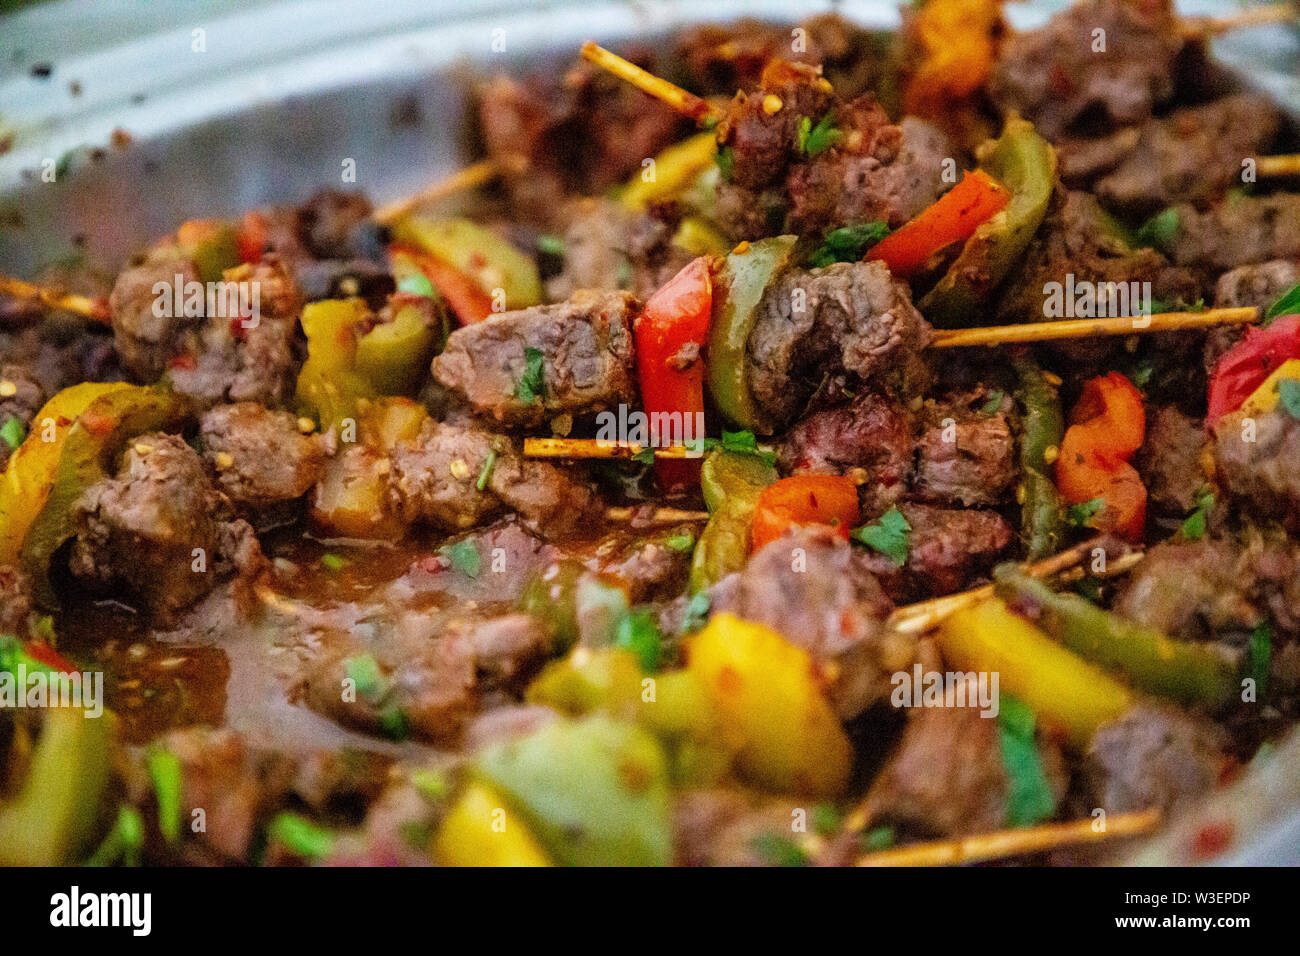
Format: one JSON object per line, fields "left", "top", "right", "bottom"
{"left": 476, "top": 448, "right": 498, "bottom": 491}
{"left": 320, "top": 552, "right": 345, "bottom": 572}
{"left": 981, "top": 390, "right": 1005, "bottom": 415}
{"left": 1180, "top": 487, "right": 1215, "bottom": 541}
{"left": 268, "top": 812, "right": 335, "bottom": 860}
{"left": 861, "top": 825, "right": 895, "bottom": 852}
{"left": 1067, "top": 497, "right": 1105, "bottom": 528}
{"left": 1266, "top": 282, "right": 1300, "bottom": 322}
{"left": 536, "top": 233, "right": 566, "bottom": 257}
{"left": 704, "top": 429, "right": 777, "bottom": 467}
{"left": 797, "top": 113, "right": 841, "bottom": 157}
{"left": 344, "top": 653, "right": 384, "bottom": 701}
{"left": 808, "top": 221, "right": 890, "bottom": 268}
{"left": 613, "top": 608, "right": 662, "bottom": 673}
{"left": 1279, "top": 379, "right": 1300, "bottom": 420}
{"left": 663, "top": 531, "right": 695, "bottom": 552}
{"left": 997, "top": 694, "right": 1057, "bottom": 828}
{"left": 1129, "top": 359, "right": 1156, "bottom": 390}
{"left": 811, "top": 804, "right": 841, "bottom": 836}
{"left": 515, "top": 346, "right": 546, "bottom": 403}
{"left": 851, "top": 506, "right": 911, "bottom": 566}
{"left": 1075, "top": 576, "right": 1103, "bottom": 604}
{"left": 397, "top": 272, "right": 434, "bottom": 298}
{"left": 1250, "top": 622, "right": 1271, "bottom": 700}
{"left": 55, "top": 148, "right": 75, "bottom": 180}
{"left": 714, "top": 146, "right": 735, "bottom": 182}
{"left": 681, "top": 591, "right": 711, "bottom": 634}
{"left": 632, "top": 446, "right": 656, "bottom": 466}
{"left": 85, "top": 806, "right": 144, "bottom": 868}
{"left": 379, "top": 704, "right": 410, "bottom": 741}
{"left": 439, "top": 538, "right": 481, "bottom": 578}
{"left": 0, "top": 416, "right": 26, "bottom": 451}
{"left": 750, "top": 832, "right": 810, "bottom": 867}
{"left": 1132, "top": 207, "right": 1180, "bottom": 251}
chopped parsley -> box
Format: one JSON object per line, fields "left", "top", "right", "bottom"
{"left": 681, "top": 591, "right": 711, "bottom": 634}
{"left": 1279, "top": 379, "right": 1300, "bottom": 420}
{"left": 535, "top": 233, "right": 566, "bottom": 257}
{"left": 632, "top": 446, "right": 656, "bottom": 466}
{"left": 701, "top": 429, "right": 777, "bottom": 467}
{"left": 997, "top": 695, "right": 1057, "bottom": 828}
{"left": 1266, "top": 282, "right": 1300, "bottom": 322}
{"left": 1067, "top": 497, "right": 1105, "bottom": 528}
{"left": 476, "top": 448, "right": 498, "bottom": 491}
{"left": 1132, "top": 207, "right": 1180, "bottom": 251}
{"left": 808, "top": 221, "right": 890, "bottom": 268}
{"left": 379, "top": 704, "right": 410, "bottom": 741}
{"left": 613, "top": 608, "right": 662, "bottom": 673}
{"left": 268, "top": 812, "right": 335, "bottom": 861}
{"left": 515, "top": 346, "right": 546, "bottom": 403}
{"left": 397, "top": 272, "right": 434, "bottom": 297}
{"left": 1250, "top": 622, "right": 1272, "bottom": 700}
{"left": 344, "top": 653, "right": 384, "bottom": 701}
{"left": 796, "top": 113, "right": 841, "bottom": 157}
{"left": 1128, "top": 358, "right": 1156, "bottom": 391}
{"left": 146, "top": 747, "right": 183, "bottom": 844}
{"left": 851, "top": 506, "right": 911, "bottom": 566}
{"left": 1180, "top": 487, "right": 1215, "bottom": 541}
{"left": 0, "top": 416, "right": 26, "bottom": 451}
{"left": 750, "top": 832, "right": 809, "bottom": 867}
{"left": 85, "top": 806, "right": 144, "bottom": 868}
{"left": 861, "top": 826, "right": 895, "bottom": 852}
{"left": 714, "top": 145, "right": 735, "bottom": 182}
{"left": 663, "top": 531, "right": 695, "bottom": 552}
{"left": 320, "top": 552, "right": 345, "bottom": 572}
{"left": 811, "top": 804, "right": 841, "bottom": 837}
{"left": 439, "top": 538, "right": 481, "bottom": 578}
{"left": 981, "top": 390, "right": 1005, "bottom": 415}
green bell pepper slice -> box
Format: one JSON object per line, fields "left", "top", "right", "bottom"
{"left": 920, "top": 117, "right": 1056, "bottom": 327}
{"left": 1013, "top": 356, "right": 1065, "bottom": 561}
{"left": 389, "top": 216, "right": 541, "bottom": 312}
{"left": 689, "top": 448, "right": 777, "bottom": 592}
{"left": 21, "top": 385, "right": 184, "bottom": 608}
{"left": 706, "top": 235, "right": 798, "bottom": 433}
{"left": 354, "top": 301, "right": 445, "bottom": 395}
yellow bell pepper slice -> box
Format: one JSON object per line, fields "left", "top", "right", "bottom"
{"left": 1236, "top": 358, "right": 1300, "bottom": 419}
{"left": 619, "top": 132, "right": 719, "bottom": 212}
{"left": 433, "top": 783, "right": 552, "bottom": 867}
{"left": 936, "top": 597, "right": 1133, "bottom": 750}
{"left": 687, "top": 612, "right": 851, "bottom": 797}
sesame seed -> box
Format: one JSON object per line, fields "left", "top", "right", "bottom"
{"left": 1043, "top": 445, "right": 1059, "bottom": 465}
{"left": 449, "top": 458, "right": 470, "bottom": 480}
{"left": 133, "top": 442, "right": 153, "bottom": 455}
{"left": 732, "top": 241, "right": 751, "bottom": 255}
{"left": 762, "top": 94, "right": 783, "bottom": 115}
{"left": 1043, "top": 371, "right": 1063, "bottom": 387}
{"left": 297, "top": 416, "right": 315, "bottom": 434}
{"left": 0, "top": 380, "right": 16, "bottom": 398}
{"left": 1016, "top": 484, "right": 1026, "bottom": 504}
{"left": 215, "top": 451, "right": 234, "bottom": 469}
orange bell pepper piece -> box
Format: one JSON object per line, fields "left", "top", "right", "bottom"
{"left": 1056, "top": 372, "right": 1147, "bottom": 541}
{"left": 750, "top": 475, "right": 860, "bottom": 553}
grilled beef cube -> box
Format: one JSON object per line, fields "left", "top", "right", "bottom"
{"left": 388, "top": 420, "right": 599, "bottom": 536}
{"left": 913, "top": 397, "right": 1016, "bottom": 508}
{"left": 545, "top": 198, "right": 694, "bottom": 301}
{"left": 1170, "top": 194, "right": 1300, "bottom": 274}
{"left": 1216, "top": 406, "right": 1300, "bottom": 535}
{"left": 1135, "top": 405, "right": 1206, "bottom": 517}
{"left": 1092, "top": 95, "right": 1281, "bottom": 216}
{"left": 109, "top": 253, "right": 204, "bottom": 382}
{"left": 862, "top": 502, "right": 1014, "bottom": 602}
{"left": 1084, "top": 704, "right": 1225, "bottom": 815}
{"left": 990, "top": 0, "right": 1182, "bottom": 140}
{"left": 69, "top": 432, "right": 263, "bottom": 619}
{"left": 1204, "top": 261, "right": 1300, "bottom": 371}
{"left": 861, "top": 676, "right": 1009, "bottom": 837}
{"left": 198, "top": 402, "right": 329, "bottom": 510}
{"left": 996, "top": 190, "right": 1200, "bottom": 327}
{"left": 708, "top": 525, "right": 909, "bottom": 719}
{"left": 0, "top": 565, "right": 33, "bottom": 634}
{"left": 778, "top": 390, "right": 915, "bottom": 513}
{"left": 431, "top": 291, "right": 638, "bottom": 428}
{"left": 746, "top": 260, "right": 932, "bottom": 430}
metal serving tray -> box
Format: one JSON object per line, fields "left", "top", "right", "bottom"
{"left": 0, "top": 0, "right": 1297, "bottom": 865}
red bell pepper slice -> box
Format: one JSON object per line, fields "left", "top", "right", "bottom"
{"left": 388, "top": 243, "right": 494, "bottom": 325}
{"left": 866, "top": 169, "right": 1009, "bottom": 279}
{"left": 1056, "top": 372, "right": 1147, "bottom": 542}
{"left": 750, "top": 475, "right": 860, "bottom": 553}
{"left": 1207, "top": 314, "right": 1300, "bottom": 427}
{"left": 634, "top": 257, "right": 713, "bottom": 491}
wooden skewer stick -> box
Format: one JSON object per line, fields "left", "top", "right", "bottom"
{"left": 524, "top": 437, "right": 710, "bottom": 460}
{"left": 855, "top": 808, "right": 1161, "bottom": 867}
{"left": 929, "top": 307, "right": 1259, "bottom": 349}
{"left": 605, "top": 505, "right": 711, "bottom": 524}
{"left": 887, "top": 540, "right": 1144, "bottom": 635}
{"left": 1258, "top": 154, "right": 1300, "bottom": 178}
{"left": 581, "top": 42, "right": 720, "bottom": 124}
{"left": 371, "top": 154, "right": 527, "bottom": 226}
{"left": 0, "top": 275, "right": 109, "bottom": 323}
